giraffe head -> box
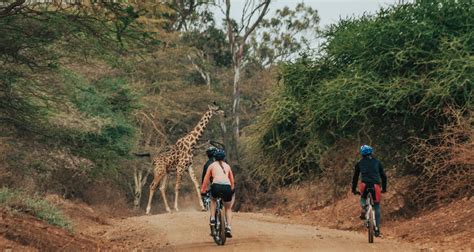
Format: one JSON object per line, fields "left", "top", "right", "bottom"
{"left": 208, "top": 102, "right": 225, "bottom": 117}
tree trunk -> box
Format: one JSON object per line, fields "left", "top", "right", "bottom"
{"left": 133, "top": 166, "right": 150, "bottom": 209}
{"left": 232, "top": 64, "right": 241, "bottom": 142}
{"left": 133, "top": 134, "right": 152, "bottom": 209}
{"left": 205, "top": 72, "right": 211, "bottom": 91}
{"left": 187, "top": 54, "right": 211, "bottom": 91}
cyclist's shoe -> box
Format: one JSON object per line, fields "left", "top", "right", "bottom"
{"left": 374, "top": 229, "right": 383, "bottom": 238}
{"left": 225, "top": 227, "right": 232, "bottom": 238}
{"left": 359, "top": 209, "right": 366, "bottom": 220}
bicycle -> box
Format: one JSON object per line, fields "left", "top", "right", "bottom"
{"left": 358, "top": 188, "right": 378, "bottom": 243}
{"left": 209, "top": 197, "right": 227, "bottom": 245}
{"left": 202, "top": 191, "right": 211, "bottom": 211}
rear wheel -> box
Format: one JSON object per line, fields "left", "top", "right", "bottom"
{"left": 218, "top": 207, "right": 227, "bottom": 245}
{"left": 368, "top": 208, "right": 374, "bottom": 243}
{"left": 212, "top": 206, "right": 221, "bottom": 245}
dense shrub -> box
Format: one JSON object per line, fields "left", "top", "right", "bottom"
{"left": 0, "top": 4, "right": 146, "bottom": 198}
{"left": 244, "top": 0, "right": 473, "bottom": 188}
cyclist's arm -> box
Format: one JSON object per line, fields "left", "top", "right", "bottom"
{"left": 201, "top": 166, "right": 213, "bottom": 194}
{"left": 379, "top": 162, "right": 387, "bottom": 191}
{"left": 228, "top": 169, "right": 234, "bottom": 191}
{"left": 201, "top": 162, "right": 209, "bottom": 184}
{"left": 351, "top": 163, "right": 360, "bottom": 192}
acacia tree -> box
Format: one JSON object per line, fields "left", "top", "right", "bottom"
{"left": 248, "top": 3, "right": 319, "bottom": 67}
{"left": 164, "top": 0, "right": 212, "bottom": 31}
{"left": 223, "top": 0, "right": 271, "bottom": 146}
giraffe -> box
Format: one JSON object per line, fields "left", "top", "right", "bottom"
{"left": 145, "top": 103, "right": 224, "bottom": 214}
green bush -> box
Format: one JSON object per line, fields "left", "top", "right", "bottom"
{"left": 0, "top": 187, "right": 72, "bottom": 231}
{"left": 244, "top": 0, "right": 473, "bottom": 185}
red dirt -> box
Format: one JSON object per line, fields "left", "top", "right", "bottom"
{"left": 0, "top": 194, "right": 129, "bottom": 251}
{"left": 1, "top": 180, "right": 472, "bottom": 251}
{"left": 265, "top": 177, "right": 474, "bottom": 251}
{"left": 0, "top": 209, "right": 104, "bottom": 251}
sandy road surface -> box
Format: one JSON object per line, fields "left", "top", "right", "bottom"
{"left": 101, "top": 210, "right": 420, "bottom": 251}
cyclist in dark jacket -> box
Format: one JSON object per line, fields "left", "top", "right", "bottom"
{"left": 352, "top": 145, "right": 387, "bottom": 237}
{"left": 202, "top": 146, "right": 217, "bottom": 183}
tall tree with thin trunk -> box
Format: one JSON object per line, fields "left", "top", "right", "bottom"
{"left": 223, "top": 0, "right": 271, "bottom": 145}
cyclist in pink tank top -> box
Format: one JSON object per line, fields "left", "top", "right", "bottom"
{"left": 201, "top": 149, "right": 235, "bottom": 238}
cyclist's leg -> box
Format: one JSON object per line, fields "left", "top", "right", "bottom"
{"left": 223, "top": 201, "right": 232, "bottom": 227}
{"left": 209, "top": 184, "right": 218, "bottom": 221}
{"left": 210, "top": 198, "right": 217, "bottom": 220}
{"left": 230, "top": 192, "right": 235, "bottom": 208}
{"left": 374, "top": 203, "right": 381, "bottom": 228}
{"left": 360, "top": 197, "right": 366, "bottom": 208}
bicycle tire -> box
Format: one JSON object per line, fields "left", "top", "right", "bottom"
{"left": 212, "top": 203, "right": 221, "bottom": 245}
{"left": 218, "top": 207, "right": 227, "bottom": 245}
{"left": 367, "top": 194, "right": 374, "bottom": 243}
{"left": 368, "top": 208, "right": 374, "bottom": 243}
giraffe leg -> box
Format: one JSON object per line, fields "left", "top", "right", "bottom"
{"left": 159, "top": 173, "right": 171, "bottom": 213}
{"left": 188, "top": 165, "right": 205, "bottom": 211}
{"left": 146, "top": 171, "right": 165, "bottom": 215}
{"left": 174, "top": 170, "right": 183, "bottom": 211}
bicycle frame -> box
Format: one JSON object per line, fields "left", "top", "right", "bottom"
{"left": 202, "top": 192, "right": 211, "bottom": 211}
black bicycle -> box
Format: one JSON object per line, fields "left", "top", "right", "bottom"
{"left": 202, "top": 191, "right": 211, "bottom": 211}
{"left": 210, "top": 197, "right": 227, "bottom": 245}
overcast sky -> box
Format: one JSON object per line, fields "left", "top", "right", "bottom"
{"left": 213, "top": 0, "right": 407, "bottom": 49}
{"left": 224, "top": 0, "right": 403, "bottom": 28}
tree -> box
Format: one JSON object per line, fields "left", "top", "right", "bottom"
{"left": 182, "top": 25, "right": 232, "bottom": 90}
{"left": 248, "top": 3, "right": 319, "bottom": 67}
{"left": 162, "top": 0, "right": 213, "bottom": 31}
{"left": 223, "top": 0, "right": 271, "bottom": 149}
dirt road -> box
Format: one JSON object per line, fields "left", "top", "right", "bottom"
{"left": 100, "top": 210, "right": 419, "bottom": 251}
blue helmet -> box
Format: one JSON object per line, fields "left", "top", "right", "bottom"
{"left": 360, "top": 145, "right": 373, "bottom": 156}
{"left": 206, "top": 146, "right": 217, "bottom": 158}
{"left": 213, "top": 149, "right": 226, "bottom": 161}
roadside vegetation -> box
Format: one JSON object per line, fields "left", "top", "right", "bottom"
{"left": 0, "top": 187, "right": 71, "bottom": 230}
{"left": 243, "top": 0, "right": 473, "bottom": 209}
{"left": 0, "top": 0, "right": 316, "bottom": 212}
{"left": 0, "top": 0, "right": 471, "bottom": 229}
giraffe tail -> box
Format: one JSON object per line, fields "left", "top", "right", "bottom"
{"left": 133, "top": 152, "right": 151, "bottom": 157}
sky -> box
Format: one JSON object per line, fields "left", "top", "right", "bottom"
{"left": 272, "top": 0, "right": 399, "bottom": 28}
{"left": 213, "top": 0, "right": 408, "bottom": 48}
{"left": 223, "top": 0, "right": 407, "bottom": 28}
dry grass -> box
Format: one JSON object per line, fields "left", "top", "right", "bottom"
{"left": 408, "top": 110, "right": 473, "bottom": 209}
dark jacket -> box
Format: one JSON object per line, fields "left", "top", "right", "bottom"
{"left": 201, "top": 158, "right": 214, "bottom": 183}
{"left": 351, "top": 156, "right": 387, "bottom": 192}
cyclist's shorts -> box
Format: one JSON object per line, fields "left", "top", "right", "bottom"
{"left": 359, "top": 183, "right": 381, "bottom": 203}
{"left": 210, "top": 183, "right": 233, "bottom": 202}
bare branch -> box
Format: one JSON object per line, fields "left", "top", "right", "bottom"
{"left": 225, "top": 0, "right": 235, "bottom": 54}
{"left": 241, "top": 1, "right": 266, "bottom": 35}
{"left": 242, "top": 0, "right": 270, "bottom": 43}
{"left": 0, "top": 0, "right": 26, "bottom": 18}
{"left": 135, "top": 111, "right": 168, "bottom": 141}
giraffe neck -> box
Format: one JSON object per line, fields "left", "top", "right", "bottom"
{"left": 184, "top": 109, "right": 213, "bottom": 148}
